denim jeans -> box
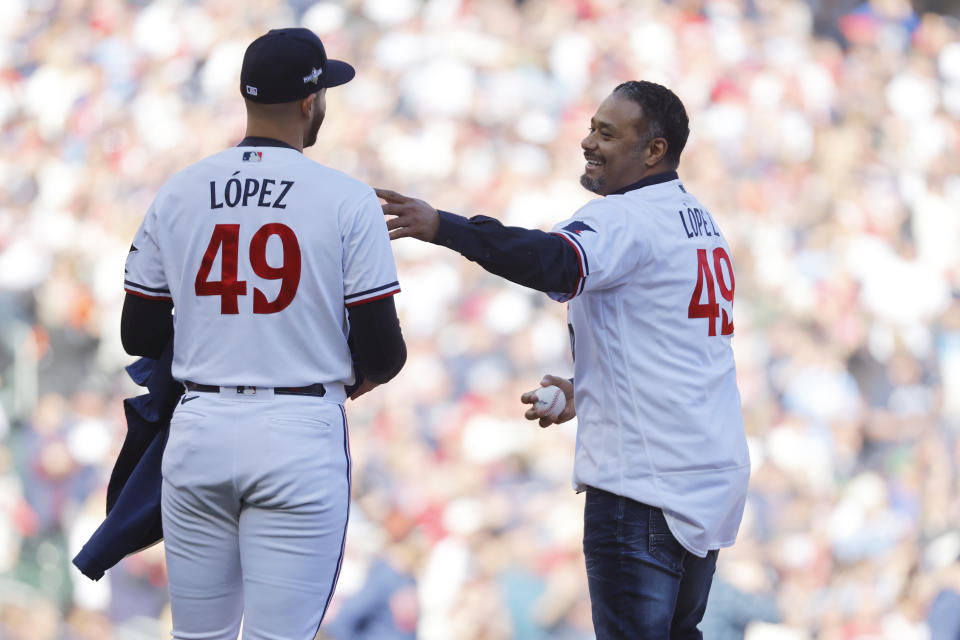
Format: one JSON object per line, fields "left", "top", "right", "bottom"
{"left": 582, "top": 487, "right": 718, "bottom": 639}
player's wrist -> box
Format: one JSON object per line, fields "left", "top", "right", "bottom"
{"left": 432, "top": 210, "right": 466, "bottom": 246}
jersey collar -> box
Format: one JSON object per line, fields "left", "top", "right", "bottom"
{"left": 609, "top": 170, "right": 679, "bottom": 195}
{"left": 237, "top": 136, "right": 298, "bottom": 150}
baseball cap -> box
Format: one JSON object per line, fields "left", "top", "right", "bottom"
{"left": 240, "top": 28, "right": 355, "bottom": 103}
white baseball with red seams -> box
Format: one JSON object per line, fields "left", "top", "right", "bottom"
{"left": 535, "top": 385, "right": 565, "bottom": 419}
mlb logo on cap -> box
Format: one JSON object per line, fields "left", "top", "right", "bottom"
{"left": 243, "top": 151, "right": 262, "bottom": 162}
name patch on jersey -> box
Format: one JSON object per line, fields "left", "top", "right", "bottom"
{"left": 242, "top": 151, "right": 262, "bottom": 162}
{"left": 210, "top": 176, "right": 294, "bottom": 210}
{"left": 678, "top": 207, "right": 719, "bottom": 239}
{"left": 563, "top": 221, "right": 596, "bottom": 235}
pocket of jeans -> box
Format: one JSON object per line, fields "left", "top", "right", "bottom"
{"left": 648, "top": 533, "right": 685, "bottom": 574}
{"left": 647, "top": 507, "right": 686, "bottom": 574}
{"left": 582, "top": 489, "right": 618, "bottom": 557}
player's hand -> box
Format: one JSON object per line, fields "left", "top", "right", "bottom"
{"left": 376, "top": 188, "right": 440, "bottom": 243}
{"left": 349, "top": 379, "right": 379, "bottom": 400}
{"left": 520, "top": 375, "right": 575, "bottom": 428}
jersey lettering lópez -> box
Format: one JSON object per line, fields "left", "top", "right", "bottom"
{"left": 124, "top": 145, "right": 400, "bottom": 388}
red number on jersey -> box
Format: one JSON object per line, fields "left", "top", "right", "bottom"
{"left": 194, "top": 223, "right": 301, "bottom": 314}
{"left": 713, "top": 247, "right": 735, "bottom": 335}
{"left": 687, "top": 247, "right": 735, "bottom": 336}
{"left": 249, "top": 223, "right": 301, "bottom": 313}
{"left": 195, "top": 224, "right": 247, "bottom": 314}
{"left": 688, "top": 248, "right": 719, "bottom": 335}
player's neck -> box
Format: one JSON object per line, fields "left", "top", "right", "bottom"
{"left": 243, "top": 120, "right": 304, "bottom": 153}
{"left": 633, "top": 162, "right": 676, "bottom": 184}
{"left": 603, "top": 164, "right": 677, "bottom": 196}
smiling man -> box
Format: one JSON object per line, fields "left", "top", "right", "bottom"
{"left": 378, "top": 81, "right": 750, "bottom": 639}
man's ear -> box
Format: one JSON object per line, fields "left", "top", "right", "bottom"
{"left": 646, "top": 137, "right": 668, "bottom": 167}
{"left": 301, "top": 93, "right": 316, "bottom": 118}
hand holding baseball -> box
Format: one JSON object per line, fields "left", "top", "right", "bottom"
{"left": 376, "top": 188, "right": 440, "bottom": 242}
{"left": 521, "top": 374, "right": 575, "bottom": 428}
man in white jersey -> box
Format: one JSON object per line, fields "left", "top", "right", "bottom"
{"left": 121, "top": 28, "right": 406, "bottom": 639}
{"left": 377, "top": 81, "right": 749, "bottom": 638}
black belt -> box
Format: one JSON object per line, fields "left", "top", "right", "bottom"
{"left": 184, "top": 381, "right": 326, "bottom": 397}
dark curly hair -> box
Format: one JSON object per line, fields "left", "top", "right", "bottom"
{"left": 613, "top": 81, "right": 689, "bottom": 168}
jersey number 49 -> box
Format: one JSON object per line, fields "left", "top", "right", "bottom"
{"left": 195, "top": 223, "right": 301, "bottom": 314}
{"left": 687, "top": 247, "right": 734, "bottom": 336}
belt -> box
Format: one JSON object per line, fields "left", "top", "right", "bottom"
{"left": 184, "top": 381, "right": 327, "bottom": 397}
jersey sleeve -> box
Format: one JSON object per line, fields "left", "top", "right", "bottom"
{"left": 124, "top": 204, "right": 171, "bottom": 301}
{"left": 548, "top": 200, "right": 643, "bottom": 300}
{"left": 433, "top": 211, "right": 582, "bottom": 295}
{"left": 342, "top": 189, "right": 401, "bottom": 307}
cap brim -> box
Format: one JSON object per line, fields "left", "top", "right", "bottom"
{"left": 320, "top": 60, "right": 355, "bottom": 88}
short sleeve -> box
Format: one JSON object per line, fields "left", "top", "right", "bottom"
{"left": 342, "top": 189, "right": 401, "bottom": 307}
{"left": 549, "top": 200, "right": 643, "bottom": 298}
{"left": 124, "top": 205, "right": 171, "bottom": 301}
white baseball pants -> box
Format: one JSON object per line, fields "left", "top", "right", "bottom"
{"left": 160, "top": 387, "right": 350, "bottom": 640}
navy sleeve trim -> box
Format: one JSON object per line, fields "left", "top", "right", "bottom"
{"left": 433, "top": 211, "right": 582, "bottom": 296}
{"left": 124, "top": 280, "right": 170, "bottom": 294}
{"left": 557, "top": 231, "right": 590, "bottom": 276}
{"left": 551, "top": 233, "right": 587, "bottom": 299}
{"left": 344, "top": 281, "right": 400, "bottom": 300}
{"left": 124, "top": 289, "right": 172, "bottom": 302}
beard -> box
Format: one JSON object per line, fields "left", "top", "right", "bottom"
{"left": 580, "top": 172, "right": 605, "bottom": 194}
{"left": 303, "top": 109, "right": 325, "bottom": 148}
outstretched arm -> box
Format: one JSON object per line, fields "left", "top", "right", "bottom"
{"left": 377, "top": 188, "right": 582, "bottom": 295}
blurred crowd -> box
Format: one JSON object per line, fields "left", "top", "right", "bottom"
{"left": 1, "top": 0, "right": 959, "bottom": 638}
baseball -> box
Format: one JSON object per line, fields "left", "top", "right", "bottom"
{"left": 535, "top": 385, "right": 566, "bottom": 419}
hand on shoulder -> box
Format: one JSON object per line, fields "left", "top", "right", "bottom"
{"left": 376, "top": 188, "right": 440, "bottom": 242}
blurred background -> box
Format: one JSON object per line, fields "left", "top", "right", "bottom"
{"left": 1, "top": 0, "right": 959, "bottom": 638}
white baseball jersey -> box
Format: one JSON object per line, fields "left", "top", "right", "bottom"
{"left": 549, "top": 176, "right": 750, "bottom": 557}
{"left": 124, "top": 145, "right": 400, "bottom": 389}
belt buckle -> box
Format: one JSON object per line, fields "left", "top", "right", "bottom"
{"left": 236, "top": 386, "right": 257, "bottom": 395}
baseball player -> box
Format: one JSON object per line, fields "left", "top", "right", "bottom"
{"left": 378, "top": 81, "right": 750, "bottom": 638}
{"left": 120, "top": 29, "right": 406, "bottom": 640}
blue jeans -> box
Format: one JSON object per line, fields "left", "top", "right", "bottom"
{"left": 582, "top": 487, "right": 718, "bottom": 639}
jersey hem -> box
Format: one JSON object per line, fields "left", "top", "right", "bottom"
{"left": 661, "top": 510, "right": 739, "bottom": 558}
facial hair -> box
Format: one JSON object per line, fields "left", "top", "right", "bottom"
{"left": 580, "top": 173, "right": 605, "bottom": 194}
{"left": 303, "top": 104, "right": 325, "bottom": 148}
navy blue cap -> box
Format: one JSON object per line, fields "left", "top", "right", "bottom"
{"left": 240, "top": 28, "right": 355, "bottom": 103}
